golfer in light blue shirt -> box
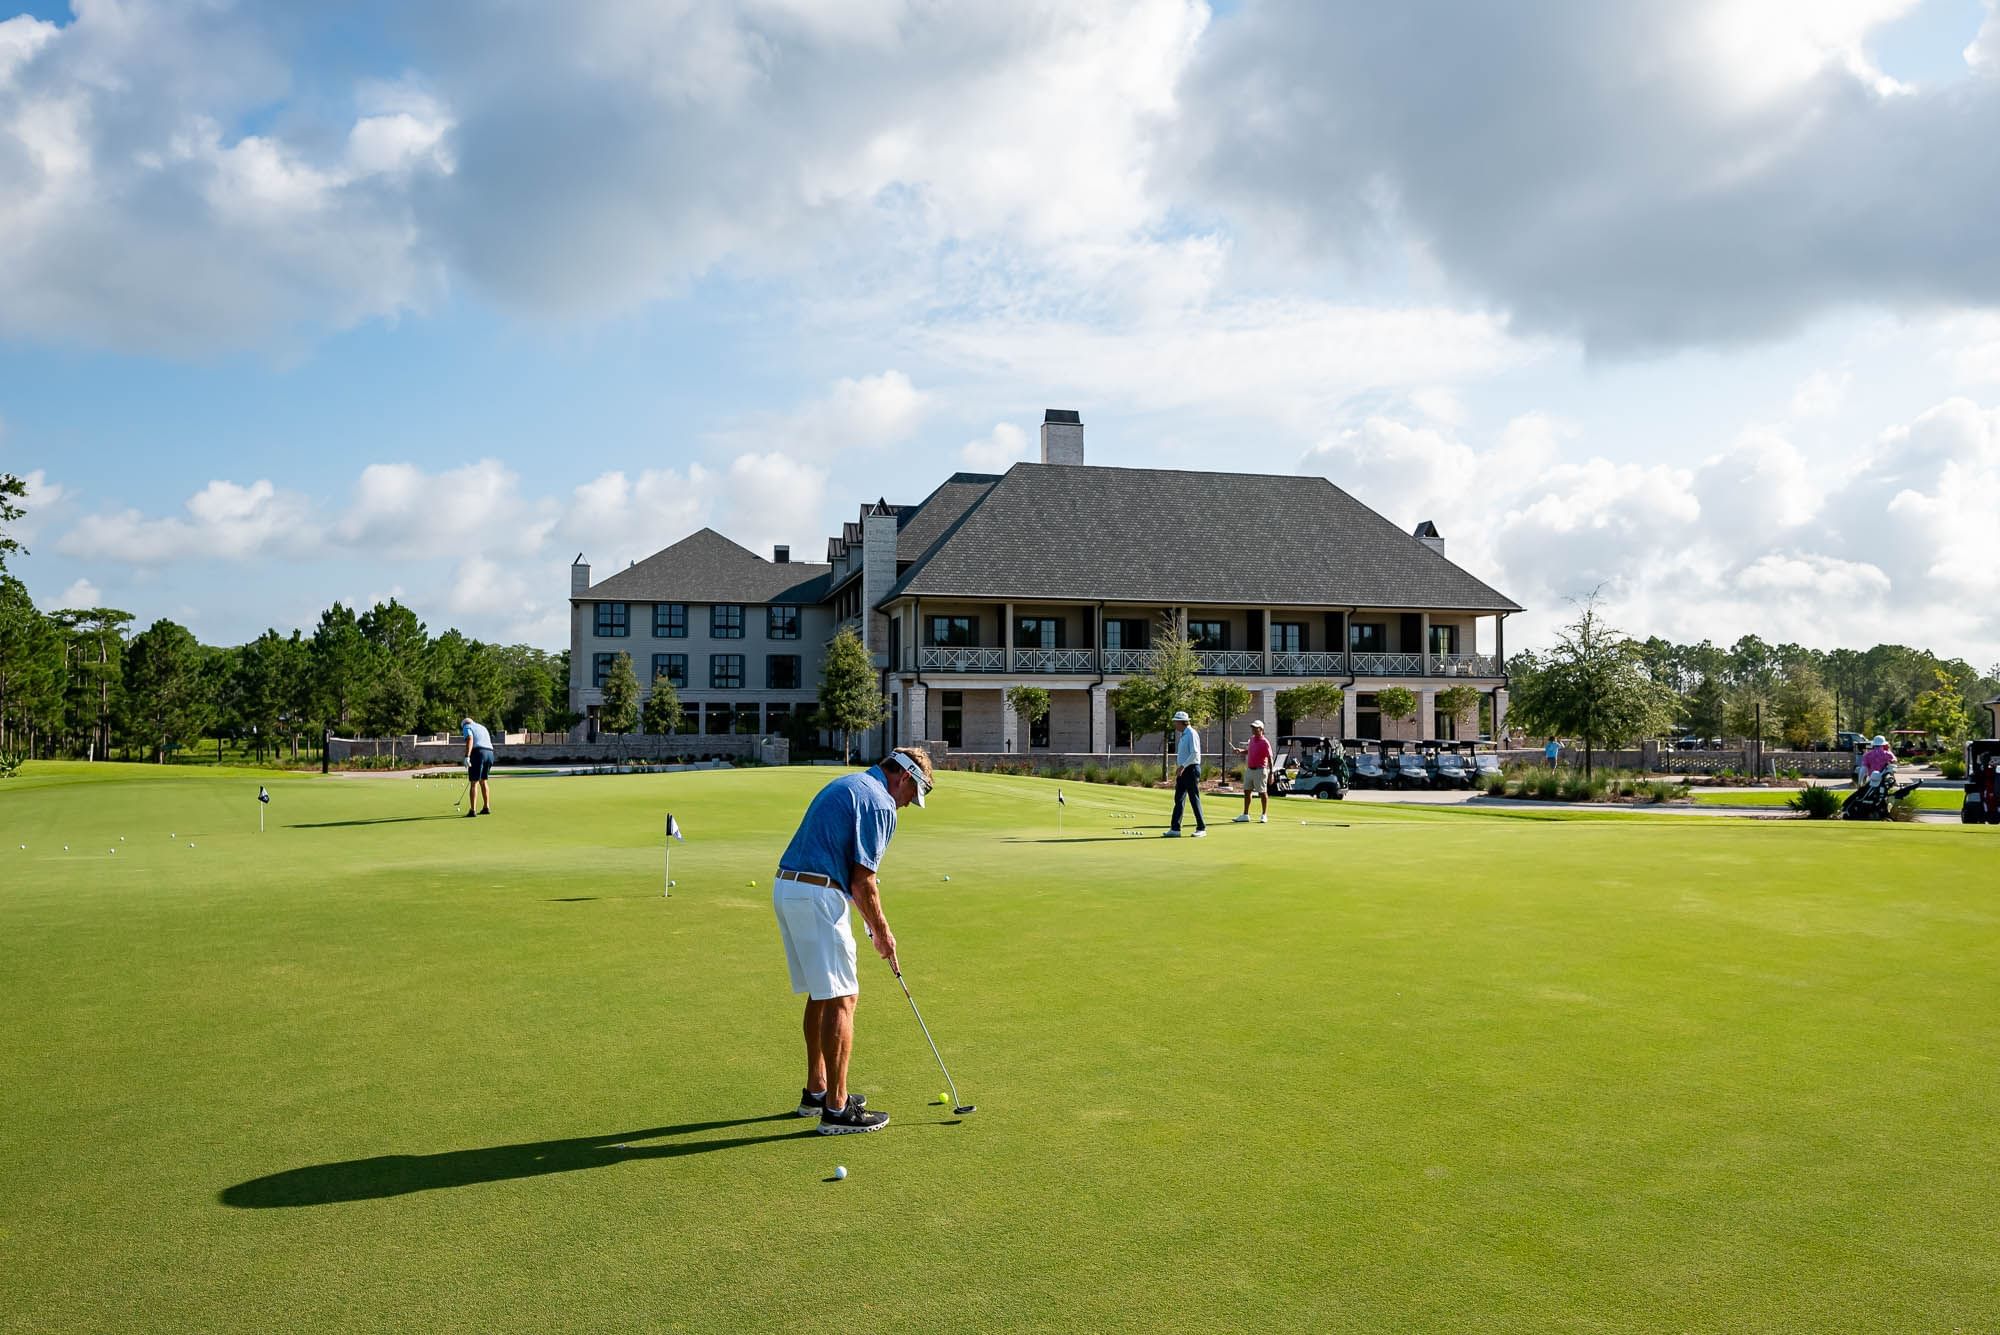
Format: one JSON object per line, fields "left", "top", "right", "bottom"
{"left": 1165, "top": 710, "right": 1207, "bottom": 837}
{"left": 461, "top": 717, "right": 494, "bottom": 817}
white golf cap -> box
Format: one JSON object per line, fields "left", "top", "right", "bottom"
{"left": 1251, "top": 720, "right": 1265, "bottom": 729}
{"left": 886, "top": 750, "right": 930, "bottom": 806}
{"left": 1171, "top": 710, "right": 1191, "bottom": 722}
{"left": 1871, "top": 735, "right": 1887, "bottom": 746}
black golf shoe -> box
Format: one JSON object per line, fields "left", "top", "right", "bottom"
{"left": 797, "top": 1088, "right": 865, "bottom": 1118}
{"left": 819, "top": 1100, "right": 889, "bottom": 1135}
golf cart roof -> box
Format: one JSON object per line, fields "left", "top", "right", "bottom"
{"left": 1279, "top": 735, "right": 1336, "bottom": 747}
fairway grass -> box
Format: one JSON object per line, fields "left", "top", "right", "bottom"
{"left": 1692, "top": 787, "right": 1963, "bottom": 810}
{"left": 3, "top": 762, "right": 1997, "bottom": 1333}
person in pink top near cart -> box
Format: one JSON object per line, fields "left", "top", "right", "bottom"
{"left": 1232, "top": 720, "right": 1275, "bottom": 824}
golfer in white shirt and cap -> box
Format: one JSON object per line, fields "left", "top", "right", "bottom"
{"left": 1164, "top": 710, "right": 1207, "bottom": 837}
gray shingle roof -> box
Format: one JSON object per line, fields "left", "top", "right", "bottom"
{"left": 882, "top": 464, "right": 1521, "bottom": 611}
{"left": 580, "top": 528, "right": 832, "bottom": 605}
{"left": 896, "top": 472, "right": 1000, "bottom": 561}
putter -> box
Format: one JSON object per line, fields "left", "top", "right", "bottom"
{"left": 864, "top": 922, "right": 975, "bottom": 1115}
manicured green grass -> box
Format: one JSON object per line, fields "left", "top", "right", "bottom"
{"left": 3, "top": 762, "right": 1997, "bottom": 1333}
{"left": 1692, "top": 787, "right": 1964, "bottom": 810}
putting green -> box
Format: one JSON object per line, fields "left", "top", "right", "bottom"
{"left": 2, "top": 762, "right": 1996, "bottom": 1333}
{"left": 1691, "top": 787, "right": 1964, "bottom": 810}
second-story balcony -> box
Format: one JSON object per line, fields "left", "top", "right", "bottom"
{"left": 905, "top": 645, "right": 1502, "bottom": 678}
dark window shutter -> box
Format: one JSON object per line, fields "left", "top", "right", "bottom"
{"left": 1400, "top": 613, "right": 1422, "bottom": 652}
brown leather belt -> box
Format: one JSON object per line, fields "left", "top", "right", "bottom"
{"left": 775, "top": 868, "right": 838, "bottom": 889}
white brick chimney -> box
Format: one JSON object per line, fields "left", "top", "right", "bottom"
{"left": 1040, "top": 409, "right": 1084, "bottom": 465}
{"left": 1414, "top": 521, "right": 1445, "bottom": 557}
{"left": 570, "top": 553, "right": 591, "bottom": 593}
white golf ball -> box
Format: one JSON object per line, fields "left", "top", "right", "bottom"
{"left": 188, "top": 843, "right": 195, "bottom": 849}
{"left": 170, "top": 833, "right": 176, "bottom": 839}
{"left": 668, "top": 880, "right": 676, "bottom": 887}
{"left": 63, "top": 845, "right": 68, "bottom": 851}
{"left": 943, "top": 875, "right": 951, "bottom": 882}
{"left": 833, "top": 1165, "right": 848, "bottom": 1180}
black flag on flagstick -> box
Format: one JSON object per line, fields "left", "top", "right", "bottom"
{"left": 664, "top": 814, "right": 684, "bottom": 897}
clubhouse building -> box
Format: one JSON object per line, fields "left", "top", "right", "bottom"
{"left": 568, "top": 411, "right": 1522, "bottom": 757}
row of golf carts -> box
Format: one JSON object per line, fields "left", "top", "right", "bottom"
{"left": 1269, "top": 737, "right": 1501, "bottom": 799}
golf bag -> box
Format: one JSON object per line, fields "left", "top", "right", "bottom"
{"left": 1841, "top": 765, "right": 1917, "bottom": 821}
{"left": 1963, "top": 747, "right": 2000, "bottom": 824}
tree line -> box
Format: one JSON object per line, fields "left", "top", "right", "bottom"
{"left": 0, "top": 576, "right": 571, "bottom": 764}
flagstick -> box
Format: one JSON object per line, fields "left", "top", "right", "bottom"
{"left": 663, "top": 843, "right": 671, "bottom": 898}
{"left": 259, "top": 804, "right": 264, "bottom": 834}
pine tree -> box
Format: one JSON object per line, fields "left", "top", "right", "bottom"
{"left": 599, "top": 652, "right": 641, "bottom": 734}
{"left": 642, "top": 673, "right": 684, "bottom": 736}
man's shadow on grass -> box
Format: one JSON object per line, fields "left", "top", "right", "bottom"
{"left": 219, "top": 1114, "right": 807, "bottom": 1207}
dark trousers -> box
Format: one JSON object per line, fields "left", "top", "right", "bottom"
{"left": 1171, "top": 764, "right": 1205, "bottom": 831}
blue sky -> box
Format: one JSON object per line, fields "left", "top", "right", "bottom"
{"left": 4, "top": 0, "right": 2000, "bottom": 669}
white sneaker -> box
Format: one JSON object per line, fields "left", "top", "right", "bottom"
{"left": 1191, "top": 829, "right": 1208, "bottom": 838}
{"left": 1232, "top": 814, "right": 1251, "bottom": 823}
{"left": 1161, "top": 830, "right": 1182, "bottom": 838}
{"left": 1259, "top": 814, "right": 1268, "bottom": 823}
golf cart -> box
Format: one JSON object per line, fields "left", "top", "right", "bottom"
{"left": 1468, "top": 743, "right": 1503, "bottom": 783}
{"left": 1385, "top": 741, "right": 1433, "bottom": 790}
{"left": 1346, "top": 739, "right": 1387, "bottom": 789}
{"left": 1962, "top": 739, "right": 2000, "bottom": 824}
{"left": 1275, "top": 735, "right": 1346, "bottom": 799}
{"left": 1431, "top": 741, "right": 1475, "bottom": 790}
{"left": 1841, "top": 762, "right": 1921, "bottom": 821}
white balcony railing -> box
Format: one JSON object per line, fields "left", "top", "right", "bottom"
{"left": 1016, "top": 648, "right": 1097, "bottom": 674}
{"left": 1195, "top": 649, "right": 1265, "bottom": 675}
{"left": 919, "top": 646, "right": 1006, "bottom": 673}
{"left": 1271, "top": 651, "right": 1343, "bottom": 676}
{"left": 1348, "top": 651, "right": 1426, "bottom": 676}
{"left": 1102, "top": 648, "right": 1150, "bottom": 673}
{"left": 1433, "top": 652, "right": 1500, "bottom": 677}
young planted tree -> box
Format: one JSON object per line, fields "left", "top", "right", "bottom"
{"left": 642, "top": 673, "right": 684, "bottom": 736}
{"left": 1110, "top": 619, "right": 1212, "bottom": 777}
{"left": 1375, "top": 686, "right": 1419, "bottom": 731}
{"left": 1723, "top": 685, "right": 1782, "bottom": 745}
{"left": 819, "top": 626, "right": 886, "bottom": 763}
{"left": 1434, "top": 685, "right": 1483, "bottom": 740}
{"left": 1505, "top": 595, "right": 1673, "bottom": 777}
{"left": 1909, "top": 666, "right": 1973, "bottom": 744}
{"left": 1005, "top": 685, "right": 1052, "bottom": 749}
{"left": 1207, "top": 681, "right": 1251, "bottom": 779}
{"left": 598, "top": 652, "right": 642, "bottom": 734}
{"left": 1275, "top": 682, "right": 1345, "bottom": 736}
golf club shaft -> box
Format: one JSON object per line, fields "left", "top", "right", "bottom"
{"left": 893, "top": 965, "right": 965, "bottom": 1111}
{"left": 863, "top": 920, "right": 969, "bottom": 1110}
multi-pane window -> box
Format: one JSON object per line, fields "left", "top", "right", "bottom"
{"left": 654, "top": 603, "right": 687, "bottom": 638}
{"left": 711, "top": 605, "right": 745, "bottom": 638}
{"left": 1188, "top": 620, "right": 1227, "bottom": 650}
{"left": 766, "top": 703, "right": 793, "bottom": 735}
{"left": 595, "top": 602, "right": 629, "bottom": 637}
{"left": 1104, "top": 619, "right": 1148, "bottom": 651}
{"left": 652, "top": 654, "right": 687, "bottom": 688}
{"left": 1429, "top": 625, "right": 1460, "bottom": 655}
{"left": 734, "top": 703, "right": 762, "bottom": 735}
{"left": 1030, "top": 711, "right": 1051, "bottom": 748}
{"left": 928, "top": 616, "right": 977, "bottom": 646}
{"left": 767, "top": 655, "right": 802, "bottom": 690}
{"left": 1271, "top": 622, "right": 1307, "bottom": 653}
{"left": 710, "top": 654, "right": 745, "bottom": 689}
{"left": 767, "top": 606, "right": 801, "bottom": 640}
{"left": 592, "top": 652, "right": 618, "bottom": 686}
{"left": 705, "top": 703, "right": 735, "bottom": 735}
{"left": 1350, "top": 622, "right": 1386, "bottom": 653}
{"left": 1015, "top": 617, "right": 1063, "bottom": 649}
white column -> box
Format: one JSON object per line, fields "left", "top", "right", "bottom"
{"left": 1493, "top": 688, "right": 1509, "bottom": 745}
{"left": 906, "top": 683, "right": 928, "bottom": 745}
{"left": 1001, "top": 691, "right": 1020, "bottom": 753}
{"left": 1420, "top": 687, "right": 1437, "bottom": 740}
{"left": 1262, "top": 608, "right": 1273, "bottom": 674}
{"left": 1420, "top": 611, "right": 1431, "bottom": 677}
{"left": 1089, "top": 683, "right": 1109, "bottom": 753}
{"left": 1256, "top": 687, "right": 1278, "bottom": 732}
{"left": 1342, "top": 690, "right": 1358, "bottom": 738}
{"left": 1004, "top": 603, "right": 1015, "bottom": 672}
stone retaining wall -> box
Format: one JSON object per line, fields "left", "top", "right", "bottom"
{"left": 329, "top": 734, "right": 789, "bottom": 765}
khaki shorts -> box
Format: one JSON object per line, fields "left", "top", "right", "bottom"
{"left": 1243, "top": 766, "right": 1269, "bottom": 795}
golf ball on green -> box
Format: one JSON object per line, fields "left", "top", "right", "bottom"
{"left": 939, "top": 1092, "right": 948, "bottom": 1105}
{"left": 833, "top": 1165, "right": 848, "bottom": 1180}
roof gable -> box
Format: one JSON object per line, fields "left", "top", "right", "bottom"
{"left": 583, "top": 528, "right": 832, "bottom": 604}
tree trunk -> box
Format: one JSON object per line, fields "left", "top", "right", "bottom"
{"left": 1584, "top": 739, "right": 1594, "bottom": 778}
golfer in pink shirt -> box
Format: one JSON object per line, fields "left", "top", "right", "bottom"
{"left": 1232, "top": 720, "right": 1275, "bottom": 823}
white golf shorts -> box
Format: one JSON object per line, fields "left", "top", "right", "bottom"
{"left": 773, "top": 874, "right": 859, "bottom": 1000}
{"left": 1243, "top": 765, "right": 1269, "bottom": 795}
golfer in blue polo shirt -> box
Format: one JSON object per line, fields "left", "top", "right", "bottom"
{"left": 772, "top": 746, "right": 933, "bottom": 1135}
{"left": 461, "top": 717, "right": 494, "bottom": 817}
